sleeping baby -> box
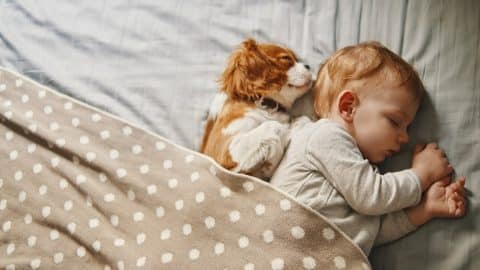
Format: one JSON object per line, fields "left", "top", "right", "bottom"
{"left": 270, "top": 41, "right": 467, "bottom": 255}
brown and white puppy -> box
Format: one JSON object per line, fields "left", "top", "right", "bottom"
{"left": 200, "top": 38, "right": 312, "bottom": 180}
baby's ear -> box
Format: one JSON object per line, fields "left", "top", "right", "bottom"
{"left": 338, "top": 90, "right": 357, "bottom": 122}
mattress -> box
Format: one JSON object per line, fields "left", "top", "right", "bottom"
{"left": 1, "top": 0, "right": 479, "bottom": 269}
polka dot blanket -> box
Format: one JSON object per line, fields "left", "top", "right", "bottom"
{"left": 0, "top": 67, "right": 370, "bottom": 270}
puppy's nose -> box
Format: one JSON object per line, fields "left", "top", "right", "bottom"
{"left": 304, "top": 64, "right": 310, "bottom": 70}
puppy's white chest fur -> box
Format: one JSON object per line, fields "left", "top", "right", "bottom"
{"left": 222, "top": 107, "right": 289, "bottom": 136}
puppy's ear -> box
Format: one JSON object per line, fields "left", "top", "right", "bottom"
{"left": 242, "top": 38, "right": 257, "bottom": 51}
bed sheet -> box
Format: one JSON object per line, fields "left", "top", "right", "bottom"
{"left": 1, "top": 0, "right": 479, "bottom": 269}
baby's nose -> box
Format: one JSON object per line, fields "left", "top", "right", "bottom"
{"left": 398, "top": 131, "right": 409, "bottom": 144}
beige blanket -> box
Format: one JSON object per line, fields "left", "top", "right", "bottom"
{"left": 0, "top": 67, "right": 370, "bottom": 270}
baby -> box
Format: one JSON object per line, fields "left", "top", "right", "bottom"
{"left": 270, "top": 41, "right": 466, "bottom": 255}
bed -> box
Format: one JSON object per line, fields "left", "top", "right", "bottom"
{"left": 1, "top": 0, "right": 479, "bottom": 269}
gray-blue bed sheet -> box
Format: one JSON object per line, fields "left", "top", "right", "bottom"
{"left": 1, "top": 1, "right": 478, "bottom": 269}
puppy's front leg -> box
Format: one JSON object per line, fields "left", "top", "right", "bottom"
{"left": 229, "top": 121, "right": 289, "bottom": 177}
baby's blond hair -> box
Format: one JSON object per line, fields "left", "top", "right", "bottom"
{"left": 313, "top": 41, "right": 425, "bottom": 118}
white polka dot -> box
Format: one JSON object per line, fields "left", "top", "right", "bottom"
{"left": 244, "top": 263, "right": 255, "bottom": 270}
{"left": 53, "top": 252, "right": 64, "bottom": 264}
{"left": 18, "top": 191, "right": 26, "bottom": 202}
{"left": 183, "top": 224, "right": 192, "bottom": 235}
{"left": 114, "top": 238, "right": 125, "bottom": 247}
{"left": 38, "top": 185, "right": 48, "bottom": 195}
{"left": 51, "top": 157, "right": 60, "bottom": 167}
{"left": 220, "top": 187, "right": 231, "bottom": 197}
{"left": 333, "top": 256, "right": 346, "bottom": 269}
{"left": 14, "top": 171, "right": 23, "bottom": 181}
{"left": 77, "top": 246, "right": 86, "bottom": 257}
{"left": 238, "top": 236, "right": 249, "bottom": 248}
{"left": 175, "top": 200, "right": 184, "bottom": 210}
{"left": 303, "top": 257, "right": 316, "bottom": 269}
{"left": 122, "top": 126, "right": 133, "bottom": 136}
{"left": 161, "top": 229, "right": 171, "bottom": 240}
{"left": 64, "top": 200, "right": 73, "bottom": 211}
{"left": 271, "top": 258, "right": 284, "bottom": 270}
{"left": 116, "top": 168, "right": 127, "bottom": 178}
{"left": 91, "top": 113, "right": 102, "bottom": 122}
{"left": 27, "top": 235, "right": 37, "bottom": 247}
{"left": 71, "top": 117, "right": 80, "bottom": 127}
{"left": 38, "top": 90, "right": 46, "bottom": 98}
{"left": 104, "top": 265, "right": 111, "bottom": 270}
{"left": 128, "top": 189, "right": 135, "bottom": 200}
{"left": 55, "top": 138, "right": 65, "bottom": 147}
{"left": 6, "top": 264, "right": 14, "bottom": 270}
{"left": 110, "top": 215, "right": 119, "bottom": 227}
{"left": 15, "top": 79, "right": 23, "bottom": 87}
{"left": 136, "top": 256, "right": 147, "bottom": 267}
{"left": 280, "top": 199, "right": 292, "bottom": 211}
{"left": 98, "top": 173, "right": 108, "bottom": 182}
{"left": 27, "top": 143, "right": 36, "bottom": 153}
{"left": 147, "top": 185, "right": 157, "bottom": 194}
{"left": 24, "top": 214, "right": 32, "bottom": 224}
{"left": 33, "top": 163, "right": 42, "bottom": 174}
{"left": 209, "top": 165, "right": 217, "bottom": 175}
{"left": 21, "top": 94, "right": 29, "bottom": 103}
{"left": 92, "top": 240, "right": 101, "bottom": 252}
{"left": 109, "top": 149, "right": 119, "bottom": 159}
{"left": 2, "top": 220, "right": 11, "bottom": 232}
{"left": 242, "top": 182, "right": 254, "bottom": 192}
{"left": 0, "top": 178, "right": 3, "bottom": 189}
{"left": 263, "top": 230, "right": 274, "bottom": 243}
{"left": 291, "top": 226, "right": 305, "bottom": 239}
{"left": 0, "top": 83, "right": 6, "bottom": 92}
{"left": 9, "top": 150, "right": 18, "bottom": 160}
{"left": 4, "top": 111, "right": 12, "bottom": 119}
{"left": 214, "top": 242, "right": 225, "bottom": 255}
{"left": 80, "top": 135, "right": 89, "bottom": 145}
{"left": 6, "top": 243, "right": 15, "bottom": 255}
{"left": 41, "top": 206, "right": 51, "bottom": 218}
{"left": 25, "top": 110, "right": 33, "bottom": 118}
{"left": 59, "top": 178, "right": 68, "bottom": 189}
{"left": 64, "top": 101, "right": 73, "bottom": 110}
{"left": 189, "top": 249, "right": 200, "bottom": 260}
{"left": 117, "top": 261, "right": 125, "bottom": 270}
{"left": 205, "top": 216, "right": 215, "bottom": 229}
{"left": 86, "top": 152, "right": 96, "bottom": 162}
{"left": 195, "top": 192, "right": 205, "bottom": 203}
{"left": 5, "top": 131, "right": 14, "bottom": 141}
{"left": 139, "top": 164, "right": 149, "bottom": 174}
{"left": 30, "top": 258, "right": 41, "bottom": 269}
{"left": 156, "top": 207, "right": 165, "bottom": 218}
{"left": 67, "top": 222, "right": 76, "bottom": 234}
{"left": 49, "top": 122, "right": 59, "bottom": 131}
{"left": 50, "top": 230, "right": 60, "bottom": 240}
{"left": 190, "top": 172, "right": 200, "bottom": 182}
{"left": 104, "top": 193, "right": 115, "bottom": 202}
{"left": 168, "top": 178, "right": 178, "bottom": 189}
{"left": 3, "top": 99, "right": 11, "bottom": 107}
{"left": 163, "top": 160, "right": 173, "bottom": 169}
{"left": 161, "top": 253, "right": 173, "bottom": 264}
{"left": 132, "top": 144, "right": 142, "bottom": 154}
{"left": 133, "top": 212, "right": 144, "bottom": 222}
{"left": 229, "top": 210, "right": 241, "bottom": 223}
{"left": 76, "top": 174, "right": 87, "bottom": 185}
{"left": 322, "top": 227, "right": 335, "bottom": 240}
{"left": 156, "top": 141, "right": 166, "bottom": 150}
{"left": 255, "top": 204, "right": 266, "bottom": 216}
{"left": 136, "top": 233, "right": 146, "bottom": 245}
{"left": 100, "top": 130, "right": 110, "bottom": 140}
{"left": 0, "top": 199, "right": 7, "bottom": 210}
{"left": 185, "top": 154, "right": 195, "bottom": 163}
{"left": 89, "top": 218, "right": 100, "bottom": 228}
{"left": 43, "top": 105, "right": 53, "bottom": 114}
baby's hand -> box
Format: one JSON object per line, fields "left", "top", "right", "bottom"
{"left": 423, "top": 176, "right": 466, "bottom": 219}
{"left": 411, "top": 143, "right": 453, "bottom": 190}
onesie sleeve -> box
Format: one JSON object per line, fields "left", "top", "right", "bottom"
{"left": 305, "top": 122, "right": 422, "bottom": 215}
{"left": 374, "top": 210, "right": 417, "bottom": 246}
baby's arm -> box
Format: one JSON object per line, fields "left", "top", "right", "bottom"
{"left": 405, "top": 176, "right": 466, "bottom": 227}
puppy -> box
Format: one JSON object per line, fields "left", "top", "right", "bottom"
{"left": 200, "top": 38, "right": 312, "bottom": 180}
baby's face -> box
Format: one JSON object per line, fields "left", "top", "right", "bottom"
{"left": 351, "top": 85, "right": 420, "bottom": 163}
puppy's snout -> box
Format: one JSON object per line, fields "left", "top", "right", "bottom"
{"left": 304, "top": 64, "right": 310, "bottom": 70}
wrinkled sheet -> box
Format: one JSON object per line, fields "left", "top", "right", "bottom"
{"left": 0, "top": 1, "right": 479, "bottom": 269}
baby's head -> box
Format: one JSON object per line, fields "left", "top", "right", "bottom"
{"left": 314, "top": 41, "right": 426, "bottom": 163}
